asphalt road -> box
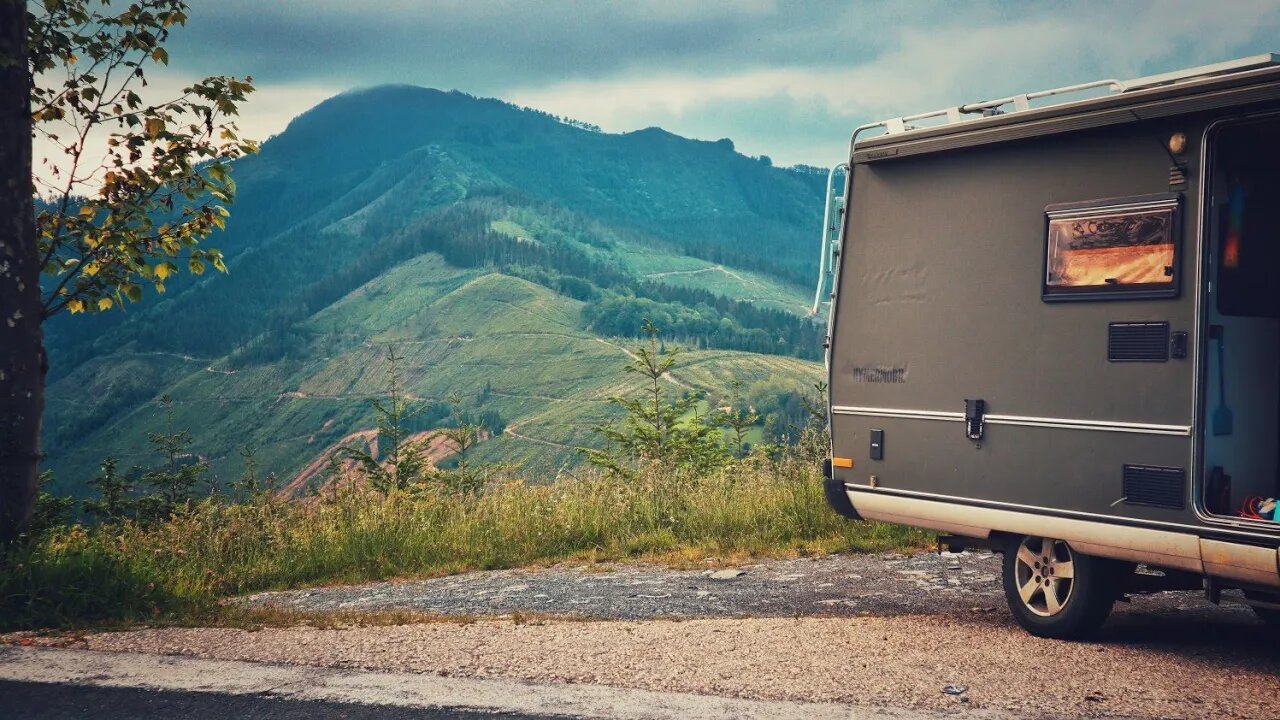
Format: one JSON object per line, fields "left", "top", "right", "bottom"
{"left": 0, "top": 680, "right": 553, "bottom": 720}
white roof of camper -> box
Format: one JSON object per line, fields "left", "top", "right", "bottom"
{"left": 871, "top": 54, "right": 1280, "bottom": 137}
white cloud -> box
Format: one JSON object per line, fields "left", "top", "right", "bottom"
{"left": 229, "top": 81, "right": 342, "bottom": 143}
{"left": 506, "top": 0, "right": 1280, "bottom": 165}
{"left": 33, "top": 74, "right": 340, "bottom": 192}
{"left": 35, "top": 0, "right": 1280, "bottom": 180}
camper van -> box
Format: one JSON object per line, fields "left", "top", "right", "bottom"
{"left": 816, "top": 55, "right": 1280, "bottom": 638}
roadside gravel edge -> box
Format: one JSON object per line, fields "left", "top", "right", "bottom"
{"left": 0, "top": 646, "right": 1016, "bottom": 720}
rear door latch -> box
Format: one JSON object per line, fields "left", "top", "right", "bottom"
{"left": 964, "top": 399, "right": 986, "bottom": 446}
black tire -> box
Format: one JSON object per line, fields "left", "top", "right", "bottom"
{"left": 1253, "top": 606, "right": 1280, "bottom": 626}
{"left": 1001, "top": 535, "right": 1122, "bottom": 640}
{"left": 1244, "top": 592, "right": 1280, "bottom": 627}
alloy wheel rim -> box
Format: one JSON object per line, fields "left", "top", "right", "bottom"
{"left": 1013, "top": 536, "right": 1075, "bottom": 617}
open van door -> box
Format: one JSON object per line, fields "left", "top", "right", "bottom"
{"left": 1198, "top": 114, "right": 1280, "bottom": 534}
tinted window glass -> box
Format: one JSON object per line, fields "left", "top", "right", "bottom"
{"left": 1043, "top": 196, "right": 1180, "bottom": 301}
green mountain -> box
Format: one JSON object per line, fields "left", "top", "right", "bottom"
{"left": 41, "top": 86, "right": 827, "bottom": 493}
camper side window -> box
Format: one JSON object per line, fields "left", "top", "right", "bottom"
{"left": 1043, "top": 194, "right": 1181, "bottom": 301}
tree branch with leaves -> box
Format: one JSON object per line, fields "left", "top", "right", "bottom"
{"left": 30, "top": 0, "right": 256, "bottom": 316}
{"left": 0, "top": 0, "right": 254, "bottom": 541}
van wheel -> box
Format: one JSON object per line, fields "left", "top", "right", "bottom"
{"left": 1252, "top": 606, "right": 1280, "bottom": 626}
{"left": 1244, "top": 592, "right": 1280, "bottom": 627}
{"left": 1002, "top": 535, "right": 1117, "bottom": 639}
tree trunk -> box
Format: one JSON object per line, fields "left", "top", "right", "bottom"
{"left": 0, "top": 0, "right": 41, "bottom": 543}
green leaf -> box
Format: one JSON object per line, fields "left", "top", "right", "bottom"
{"left": 30, "top": 5, "right": 261, "bottom": 321}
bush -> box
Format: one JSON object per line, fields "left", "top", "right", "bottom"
{"left": 1, "top": 525, "right": 206, "bottom": 629}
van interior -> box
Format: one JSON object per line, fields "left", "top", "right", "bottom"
{"left": 1202, "top": 114, "right": 1280, "bottom": 522}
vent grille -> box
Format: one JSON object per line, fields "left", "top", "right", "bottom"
{"left": 1108, "top": 322, "right": 1170, "bottom": 362}
{"left": 1123, "top": 464, "right": 1185, "bottom": 509}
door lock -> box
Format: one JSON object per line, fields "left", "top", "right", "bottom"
{"left": 964, "top": 399, "right": 986, "bottom": 446}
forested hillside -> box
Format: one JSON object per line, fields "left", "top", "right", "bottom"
{"left": 41, "top": 86, "right": 829, "bottom": 493}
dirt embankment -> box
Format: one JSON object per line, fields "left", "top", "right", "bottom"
{"left": 281, "top": 430, "right": 464, "bottom": 497}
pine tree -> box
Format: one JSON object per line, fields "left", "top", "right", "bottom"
{"left": 229, "top": 444, "right": 276, "bottom": 502}
{"left": 138, "top": 395, "right": 209, "bottom": 519}
{"left": 428, "top": 394, "right": 487, "bottom": 496}
{"left": 583, "top": 320, "right": 728, "bottom": 478}
{"left": 23, "top": 470, "right": 76, "bottom": 541}
{"left": 83, "top": 457, "right": 135, "bottom": 522}
{"left": 713, "top": 379, "right": 759, "bottom": 458}
{"left": 338, "top": 346, "right": 427, "bottom": 493}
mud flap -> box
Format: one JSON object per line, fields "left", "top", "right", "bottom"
{"left": 822, "top": 473, "right": 862, "bottom": 520}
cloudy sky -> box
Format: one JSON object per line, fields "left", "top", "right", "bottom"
{"left": 115, "top": 1, "right": 1280, "bottom": 167}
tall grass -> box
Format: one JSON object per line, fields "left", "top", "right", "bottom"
{"left": 0, "top": 459, "right": 929, "bottom": 631}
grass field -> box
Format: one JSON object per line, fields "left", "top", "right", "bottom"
{"left": 484, "top": 203, "right": 812, "bottom": 315}
{"left": 612, "top": 239, "right": 812, "bottom": 315}
{"left": 1, "top": 460, "right": 931, "bottom": 631}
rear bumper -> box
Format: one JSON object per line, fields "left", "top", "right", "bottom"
{"left": 821, "top": 461, "right": 861, "bottom": 520}
{"left": 842, "top": 485, "right": 1280, "bottom": 587}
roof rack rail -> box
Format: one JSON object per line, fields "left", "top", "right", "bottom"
{"left": 869, "top": 53, "right": 1280, "bottom": 137}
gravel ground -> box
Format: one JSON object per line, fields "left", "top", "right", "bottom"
{"left": 36, "top": 611, "right": 1279, "bottom": 719}
{"left": 240, "top": 551, "right": 1218, "bottom": 620}
{"left": 10, "top": 552, "right": 1278, "bottom": 720}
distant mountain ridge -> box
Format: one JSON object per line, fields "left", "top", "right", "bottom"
{"left": 41, "top": 85, "right": 827, "bottom": 493}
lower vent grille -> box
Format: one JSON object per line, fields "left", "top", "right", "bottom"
{"left": 1123, "top": 464, "right": 1185, "bottom": 509}
{"left": 1108, "top": 322, "right": 1170, "bottom": 362}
